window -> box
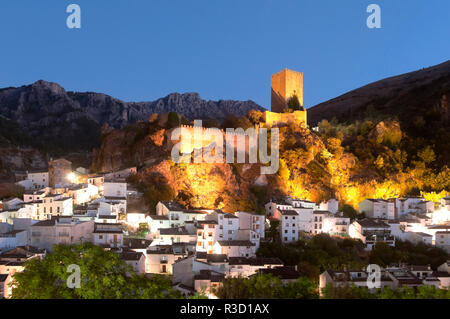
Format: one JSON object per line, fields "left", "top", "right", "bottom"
{"left": 292, "top": 230, "right": 296, "bottom": 233}
{"left": 99, "top": 235, "right": 103, "bottom": 240}
{"left": 285, "top": 216, "right": 288, "bottom": 220}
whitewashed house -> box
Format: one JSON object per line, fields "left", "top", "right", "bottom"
{"left": 273, "top": 209, "right": 299, "bottom": 243}
{"left": 235, "top": 211, "right": 265, "bottom": 239}
{"left": 349, "top": 219, "right": 395, "bottom": 250}
{"left": 29, "top": 217, "right": 94, "bottom": 251}
{"left": 92, "top": 223, "right": 123, "bottom": 249}
{"left": 26, "top": 171, "right": 49, "bottom": 190}
{"left": 358, "top": 199, "right": 395, "bottom": 220}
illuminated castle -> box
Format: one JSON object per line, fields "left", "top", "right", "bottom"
{"left": 264, "top": 68, "right": 307, "bottom": 128}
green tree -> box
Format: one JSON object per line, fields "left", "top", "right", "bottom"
{"left": 287, "top": 94, "right": 303, "bottom": 111}
{"left": 215, "top": 274, "right": 318, "bottom": 299}
{"left": 12, "top": 243, "right": 181, "bottom": 299}
{"left": 341, "top": 204, "right": 358, "bottom": 220}
{"left": 267, "top": 219, "right": 280, "bottom": 242}
{"left": 167, "top": 112, "right": 180, "bottom": 128}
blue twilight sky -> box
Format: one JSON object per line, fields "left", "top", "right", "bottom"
{"left": 0, "top": 0, "right": 449, "bottom": 109}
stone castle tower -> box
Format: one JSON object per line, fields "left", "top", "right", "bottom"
{"left": 271, "top": 68, "right": 304, "bottom": 113}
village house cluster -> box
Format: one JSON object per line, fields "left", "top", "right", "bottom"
{"left": 0, "top": 158, "right": 449, "bottom": 298}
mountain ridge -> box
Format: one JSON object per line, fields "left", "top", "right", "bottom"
{"left": 308, "top": 60, "right": 450, "bottom": 126}
{"left": 0, "top": 80, "right": 263, "bottom": 152}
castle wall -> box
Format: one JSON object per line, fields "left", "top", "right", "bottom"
{"left": 264, "top": 110, "right": 307, "bottom": 128}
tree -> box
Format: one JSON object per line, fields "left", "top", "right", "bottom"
{"left": 215, "top": 274, "right": 318, "bottom": 299}
{"left": 247, "top": 109, "right": 264, "bottom": 125}
{"left": 11, "top": 243, "right": 181, "bottom": 299}
{"left": 341, "top": 204, "right": 358, "bottom": 220}
{"left": 267, "top": 219, "right": 280, "bottom": 242}
{"left": 167, "top": 112, "right": 180, "bottom": 128}
{"left": 222, "top": 114, "right": 253, "bottom": 130}
{"left": 418, "top": 146, "right": 436, "bottom": 165}
{"left": 323, "top": 284, "right": 450, "bottom": 299}
{"left": 287, "top": 94, "right": 303, "bottom": 111}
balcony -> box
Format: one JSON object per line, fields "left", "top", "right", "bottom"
{"left": 160, "top": 259, "right": 168, "bottom": 264}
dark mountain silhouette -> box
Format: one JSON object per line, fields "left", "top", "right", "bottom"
{"left": 0, "top": 80, "right": 263, "bottom": 152}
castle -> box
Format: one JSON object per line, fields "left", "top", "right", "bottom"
{"left": 175, "top": 68, "right": 307, "bottom": 155}
{"left": 264, "top": 68, "right": 307, "bottom": 128}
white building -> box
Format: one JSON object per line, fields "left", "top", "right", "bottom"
{"left": 0, "top": 230, "right": 28, "bottom": 251}
{"left": 226, "top": 257, "right": 284, "bottom": 278}
{"left": 99, "top": 198, "right": 126, "bottom": 216}
{"left": 104, "top": 182, "right": 127, "bottom": 199}
{"left": 349, "top": 219, "right": 395, "bottom": 250}
{"left": 66, "top": 184, "right": 99, "bottom": 205}
{"left": 92, "top": 223, "right": 123, "bottom": 249}
{"left": 88, "top": 176, "right": 105, "bottom": 195}
{"left": 273, "top": 209, "right": 299, "bottom": 243}
{"left": 319, "top": 198, "right": 339, "bottom": 214}
{"left": 27, "top": 171, "right": 49, "bottom": 190}
{"left": 23, "top": 189, "right": 48, "bottom": 203}
{"left": 120, "top": 250, "right": 146, "bottom": 274}
{"left": 41, "top": 194, "right": 73, "bottom": 218}
{"left": 146, "top": 244, "right": 188, "bottom": 274}
{"left": 393, "top": 198, "right": 435, "bottom": 217}
{"left": 359, "top": 199, "right": 395, "bottom": 220}
{"left": 405, "top": 232, "right": 433, "bottom": 246}
{"left": 147, "top": 215, "right": 171, "bottom": 234}
{"left": 435, "top": 231, "right": 450, "bottom": 253}
{"left": 322, "top": 213, "right": 351, "bottom": 236}
{"left": 264, "top": 200, "right": 294, "bottom": 217}
{"left": 320, "top": 269, "right": 394, "bottom": 296}
{"left": 196, "top": 220, "right": 220, "bottom": 254}
{"left": 156, "top": 227, "right": 196, "bottom": 245}
{"left": 206, "top": 211, "right": 240, "bottom": 241}
{"left": 125, "top": 213, "right": 147, "bottom": 229}
{"left": 29, "top": 217, "right": 94, "bottom": 251}
{"left": 213, "top": 240, "right": 256, "bottom": 258}
{"left": 440, "top": 197, "right": 450, "bottom": 211}
{"left": 1, "top": 198, "right": 24, "bottom": 211}
{"left": 235, "top": 212, "right": 265, "bottom": 239}
{"left": 155, "top": 201, "right": 208, "bottom": 227}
